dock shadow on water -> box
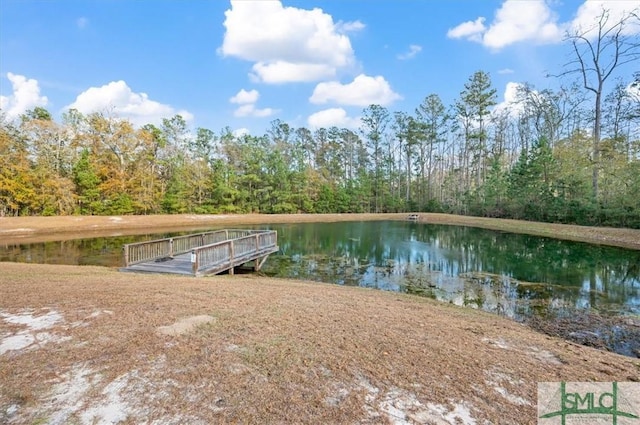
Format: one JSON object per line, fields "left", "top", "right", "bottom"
{"left": 1, "top": 220, "right": 639, "bottom": 357}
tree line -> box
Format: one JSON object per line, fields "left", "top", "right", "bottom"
{"left": 1, "top": 10, "right": 639, "bottom": 227}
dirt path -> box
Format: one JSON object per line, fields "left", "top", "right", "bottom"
{"left": 1, "top": 263, "right": 638, "bottom": 424}
{"left": 2, "top": 213, "right": 640, "bottom": 249}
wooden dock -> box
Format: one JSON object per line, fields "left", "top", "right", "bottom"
{"left": 120, "top": 229, "right": 278, "bottom": 277}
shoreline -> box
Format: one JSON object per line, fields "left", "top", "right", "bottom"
{"left": 2, "top": 212, "right": 639, "bottom": 358}
{"left": 2, "top": 213, "right": 640, "bottom": 422}
{"left": 2, "top": 213, "right": 640, "bottom": 250}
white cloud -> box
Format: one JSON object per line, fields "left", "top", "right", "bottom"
{"left": 230, "top": 89, "right": 259, "bottom": 104}
{"left": 482, "top": 0, "right": 562, "bottom": 49}
{"left": 233, "top": 104, "right": 277, "bottom": 118}
{"left": 570, "top": 1, "right": 640, "bottom": 38}
{"left": 77, "top": 17, "right": 89, "bottom": 29}
{"left": 66, "top": 80, "right": 193, "bottom": 126}
{"left": 310, "top": 74, "right": 402, "bottom": 107}
{"left": 448, "top": 0, "right": 640, "bottom": 50}
{"left": 337, "top": 20, "right": 365, "bottom": 33}
{"left": 448, "top": 1, "right": 560, "bottom": 49}
{"left": 397, "top": 44, "right": 422, "bottom": 60}
{"left": 250, "top": 62, "right": 336, "bottom": 84}
{"left": 0, "top": 72, "right": 49, "bottom": 120}
{"left": 228, "top": 87, "right": 276, "bottom": 117}
{"left": 447, "top": 17, "right": 486, "bottom": 42}
{"left": 233, "top": 127, "right": 250, "bottom": 137}
{"left": 498, "top": 68, "right": 515, "bottom": 75}
{"left": 493, "top": 82, "right": 525, "bottom": 117}
{"left": 493, "top": 82, "right": 545, "bottom": 118}
{"left": 220, "top": 0, "right": 357, "bottom": 84}
{"left": 307, "top": 107, "right": 360, "bottom": 129}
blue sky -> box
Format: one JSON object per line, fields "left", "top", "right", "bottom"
{"left": 1, "top": 0, "right": 638, "bottom": 135}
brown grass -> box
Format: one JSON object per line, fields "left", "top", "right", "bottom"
{"left": 1, "top": 213, "right": 640, "bottom": 250}
{"left": 1, "top": 263, "right": 638, "bottom": 424}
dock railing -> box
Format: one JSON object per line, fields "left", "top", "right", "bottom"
{"left": 191, "top": 231, "right": 278, "bottom": 275}
{"left": 123, "top": 229, "right": 261, "bottom": 267}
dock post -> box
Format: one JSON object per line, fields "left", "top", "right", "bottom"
{"left": 123, "top": 245, "right": 129, "bottom": 267}
{"left": 255, "top": 255, "right": 269, "bottom": 271}
{"left": 169, "top": 238, "right": 174, "bottom": 258}
{"left": 229, "top": 240, "right": 235, "bottom": 275}
{"left": 191, "top": 249, "right": 198, "bottom": 275}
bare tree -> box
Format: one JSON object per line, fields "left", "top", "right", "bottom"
{"left": 515, "top": 83, "right": 587, "bottom": 148}
{"left": 560, "top": 6, "right": 639, "bottom": 201}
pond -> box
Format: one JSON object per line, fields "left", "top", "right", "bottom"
{"left": 2, "top": 220, "right": 639, "bottom": 356}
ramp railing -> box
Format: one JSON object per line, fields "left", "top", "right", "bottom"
{"left": 123, "top": 229, "right": 266, "bottom": 267}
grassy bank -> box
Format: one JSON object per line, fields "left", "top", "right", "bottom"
{"left": 1, "top": 263, "right": 638, "bottom": 424}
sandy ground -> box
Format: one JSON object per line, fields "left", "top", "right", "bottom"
{"left": 1, "top": 263, "right": 638, "bottom": 424}
{"left": 1, "top": 214, "right": 640, "bottom": 423}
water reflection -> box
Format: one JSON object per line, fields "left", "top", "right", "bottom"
{"left": 2, "top": 220, "right": 639, "bottom": 330}
{"left": 262, "top": 221, "right": 640, "bottom": 321}
{"left": 1, "top": 234, "right": 149, "bottom": 267}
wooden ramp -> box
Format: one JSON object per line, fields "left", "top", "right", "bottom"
{"left": 120, "top": 229, "right": 278, "bottom": 277}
